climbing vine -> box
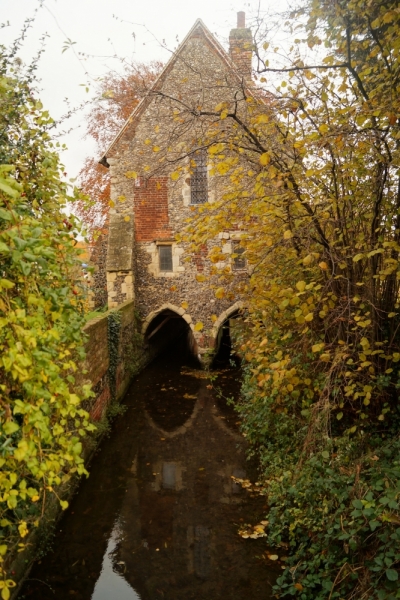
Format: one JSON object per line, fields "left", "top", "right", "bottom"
{"left": 107, "top": 310, "right": 121, "bottom": 401}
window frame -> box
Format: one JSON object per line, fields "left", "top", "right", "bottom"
{"left": 190, "top": 149, "right": 208, "bottom": 205}
{"left": 231, "top": 240, "right": 246, "bottom": 271}
{"left": 158, "top": 244, "right": 173, "bottom": 272}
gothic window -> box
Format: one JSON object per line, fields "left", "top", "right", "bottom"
{"left": 190, "top": 150, "right": 208, "bottom": 205}
{"left": 158, "top": 245, "right": 173, "bottom": 272}
{"left": 232, "top": 241, "right": 246, "bottom": 270}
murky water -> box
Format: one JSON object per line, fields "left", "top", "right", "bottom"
{"left": 20, "top": 344, "right": 276, "bottom": 599}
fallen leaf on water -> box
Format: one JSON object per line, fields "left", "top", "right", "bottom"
{"left": 267, "top": 554, "right": 279, "bottom": 561}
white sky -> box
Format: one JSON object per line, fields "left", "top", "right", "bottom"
{"left": 2, "top": 0, "right": 285, "bottom": 180}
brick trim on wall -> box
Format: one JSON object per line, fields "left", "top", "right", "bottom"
{"left": 134, "top": 177, "right": 172, "bottom": 242}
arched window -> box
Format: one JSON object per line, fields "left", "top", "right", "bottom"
{"left": 190, "top": 150, "right": 208, "bottom": 205}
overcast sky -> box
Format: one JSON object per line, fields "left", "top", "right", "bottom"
{"left": 2, "top": 0, "right": 285, "bottom": 180}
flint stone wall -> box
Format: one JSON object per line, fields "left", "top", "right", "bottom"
{"left": 104, "top": 26, "right": 250, "bottom": 354}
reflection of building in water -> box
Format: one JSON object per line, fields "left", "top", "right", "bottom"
{"left": 21, "top": 356, "right": 275, "bottom": 600}
{"left": 110, "top": 378, "right": 273, "bottom": 600}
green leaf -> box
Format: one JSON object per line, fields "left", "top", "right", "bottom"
{"left": 0, "top": 279, "right": 14, "bottom": 289}
{"left": 0, "top": 208, "right": 12, "bottom": 221}
{"left": 0, "top": 181, "right": 19, "bottom": 199}
{"left": 19, "top": 261, "right": 31, "bottom": 276}
{"left": 2, "top": 421, "right": 19, "bottom": 435}
{"left": 386, "top": 569, "right": 398, "bottom": 581}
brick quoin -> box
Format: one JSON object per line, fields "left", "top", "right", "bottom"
{"left": 134, "top": 177, "right": 172, "bottom": 242}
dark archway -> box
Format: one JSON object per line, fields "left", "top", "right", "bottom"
{"left": 212, "top": 310, "right": 242, "bottom": 367}
{"left": 144, "top": 308, "right": 198, "bottom": 363}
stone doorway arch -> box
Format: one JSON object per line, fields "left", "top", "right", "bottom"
{"left": 210, "top": 301, "right": 244, "bottom": 363}
{"left": 142, "top": 303, "right": 198, "bottom": 359}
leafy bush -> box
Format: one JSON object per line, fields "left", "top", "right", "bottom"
{"left": 0, "top": 47, "right": 94, "bottom": 594}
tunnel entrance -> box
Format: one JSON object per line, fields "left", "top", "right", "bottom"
{"left": 212, "top": 310, "right": 242, "bottom": 367}
{"left": 145, "top": 309, "right": 198, "bottom": 363}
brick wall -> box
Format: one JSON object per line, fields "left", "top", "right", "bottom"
{"left": 82, "top": 300, "right": 149, "bottom": 421}
{"left": 134, "top": 177, "right": 172, "bottom": 242}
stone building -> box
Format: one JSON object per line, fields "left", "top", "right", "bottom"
{"left": 99, "top": 13, "right": 257, "bottom": 359}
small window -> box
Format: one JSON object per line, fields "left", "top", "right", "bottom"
{"left": 232, "top": 241, "right": 246, "bottom": 270}
{"left": 158, "top": 245, "right": 173, "bottom": 272}
{"left": 190, "top": 150, "right": 208, "bottom": 205}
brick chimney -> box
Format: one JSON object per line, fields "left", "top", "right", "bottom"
{"left": 229, "top": 11, "right": 253, "bottom": 81}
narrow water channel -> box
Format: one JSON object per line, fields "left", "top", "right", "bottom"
{"left": 20, "top": 341, "right": 276, "bottom": 599}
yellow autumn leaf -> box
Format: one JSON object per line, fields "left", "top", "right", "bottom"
{"left": 144, "top": 138, "right": 151, "bottom": 145}
{"left": 125, "top": 171, "right": 138, "bottom": 179}
{"left": 153, "top": 146, "right": 160, "bottom": 152}
{"left": 211, "top": 314, "right": 217, "bottom": 322}
{"left": 260, "top": 152, "right": 270, "bottom": 166}
{"left": 18, "top": 521, "right": 28, "bottom": 538}
{"left": 296, "top": 281, "right": 306, "bottom": 292}
{"left": 305, "top": 313, "right": 314, "bottom": 322}
{"left": 108, "top": 200, "right": 115, "bottom": 207}
{"left": 124, "top": 216, "right": 130, "bottom": 222}
{"left": 1, "top": 587, "right": 10, "bottom": 600}
{"left": 194, "top": 322, "right": 204, "bottom": 331}
{"left": 196, "top": 274, "right": 206, "bottom": 282}
{"left": 215, "top": 102, "right": 226, "bottom": 112}
{"left": 171, "top": 171, "right": 180, "bottom": 181}
{"left": 283, "top": 230, "right": 293, "bottom": 240}
{"left": 312, "top": 343, "right": 324, "bottom": 353}
{"left": 319, "top": 123, "right": 329, "bottom": 134}
{"left": 268, "top": 554, "right": 279, "bottom": 561}
{"left": 215, "top": 288, "right": 225, "bottom": 299}
{"left": 181, "top": 301, "right": 188, "bottom": 310}
{"left": 319, "top": 261, "right": 328, "bottom": 270}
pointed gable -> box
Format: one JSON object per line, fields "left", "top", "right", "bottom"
{"left": 100, "top": 19, "right": 251, "bottom": 166}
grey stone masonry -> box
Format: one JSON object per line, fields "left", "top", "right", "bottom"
{"left": 100, "top": 17, "right": 260, "bottom": 354}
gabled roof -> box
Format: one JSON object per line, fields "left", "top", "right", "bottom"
{"left": 100, "top": 18, "right": 253, "bottom": 167}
